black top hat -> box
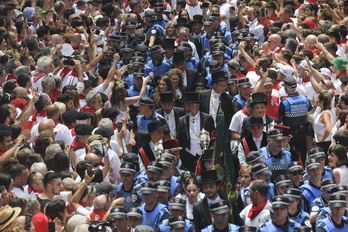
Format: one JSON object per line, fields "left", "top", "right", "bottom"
{"left": 332, "top": 185, "right": 348, "bottom": 196}
{"left": 173, "top": 51, "right": 185, "bottom": 64}
{"left": 305, "top": 158, "right": 322, "bottom": 170}
{"left": 109, "top": 206, "right": 127, "bottom": 219}
{"left": 238, "top": 226, "right": 257, "bottom": 232}
{"left": 147, "top": 161, "right": 163, "bottom": 173}
{"left": 249, "top": 115, "right": 265, "bottom": 127}
{"left": 209, "top": 200, "right": 230, "bottom": 214}
{"left": 251, "top": 163, "right": 271, "bottom": 176}
{"left": 283, "top": 188, "right": 301, "bottom": 202}
{"left": 141, "top": 181, "right": 157, "bottom": 194}
{"left": 62, "top": 109, "right": 78, "bottom": 124}
{"left": 169, "top": 197, "right": 186, "bottom": 210}
{"left": 192, "top": 15, "right": 203, "bottom": 24}
{"left": 168, "top": 216, "right": 186, "bottom": 229}
{"left": 184, "top": 92, "right": 200, "bottom": 104}
{"left": 294, "top": 227, "right": 311, "bottom": 232}
{"left": 156, "top": 180, "right": 171, "bottom": 192}
{"left": 151, "top": 45, "right": 165, "bottom": 54}
{"left": 120, "top": 163, "right": 136, "bottom": 175}
{"left": 288, "top": 161, "right": 303, "bottom": 173}
{"left": 159, "top": 91, "right": 175, "bottom": 104}
{"left": 237, "top": 77, "right": 252, "bottom": 88}
{"left": 202, "top": 149, "right": 213, "bottom": 161}
{"left": 195, "top": 77, "right": 208, "bottom": 88}
{"left": 246, "top": 151, "right": 266, "bottom": 164}
{"left": 147, "top": 120, "right": 166, "bottom": 134}
{"left": 95, "top": 127, "right": 114, "bottom": 138}
{"left": 176, "top": 17, "right": 188, "bottom": 27}
{"left": 274, "top": 175, "right": 292, "bottom": 188}
{"left": 267, "top": 129, "right": 285, "bottom": 141}
{"left": 211, "top": 71, "right": 227, "bottom": 83}
{"left": 134, "top": 96, "right": 154, "bottom": 107}
{"left": 272, "top": 195, "right": 289, "bottom": 209}
{"left": 127, "top": 207, "right": 143, "bottom": 218}
{"left": 101, "top": 107, "right": 121, "bottom": 121}
{"left": 76, "top": 111, "right": 95, "bottom": 120}
{"left": 200, "top": 170, "right": 219, "bottom": 184}
{"left": 250, "top": 92, "right": 267, "bottom": 107}
{"left": 75, "top": 124, "right": 94, "bottom": 136}
{"left": 329, "top": 194, "right": 347, "bottom": 207}
{"left": 321, "top": 178, "right": 336, "bottom": 192}
{"left": 163, "top": 38, "right": 176, "bottom": 48}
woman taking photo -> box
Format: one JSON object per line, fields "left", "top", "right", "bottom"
{"left": 312, "top": 89, "right": 336, "bottom": 153}
{"left": 328, "top": 144, "right": 348, "bottom": 186}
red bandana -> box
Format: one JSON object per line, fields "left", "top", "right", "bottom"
{"left": 248, "top": 199, "right": 268, "bottom": 220}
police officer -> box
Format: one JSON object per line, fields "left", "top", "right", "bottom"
{"left": 143, "top": 10, "right": 164, "bottom": 47}
{"left": 137, "top": 181, "right": 170, "bottom": 227}
{"left": 108, "top": 206, "right": 132, "bottom": 232}
{"left": 317, "top": 194, "right": 348, "bottom": 232}
{"left": 279, "top": 76, "right": 312, "bottom": 163}
{"left": 274, "top": 175, "right": 293, "bottom": 195}
{"left": 201, "top": 200, "right": 240, "bottom": 232}
{"left": 283, "top": 188, "right": 311, "bottom": 227}
{"left": 251, "top": 163, "right": 275, "bottom": 199}
{"left": 305, "top": 147, "right": 333, "bottom": 181}
{"left": 288, "top": 161, "right": 304, "bottom": 188}
{"left": 168, "top": 215, "right": 191, "bottom": 232}
{"left": 127, "top": 207, "right": 143, "bottom": 229}
{"left": 147, "top": 45, "right": 170, "bottom": 80}
{"left": 259, "top": 196, "right": 301, "bottom": 231}
{"left": 113, "top": 163, "right": 137, "bottom": 206}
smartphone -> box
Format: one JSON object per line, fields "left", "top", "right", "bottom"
{"left": 86, "top": 165, "right": 94, "bottom": 177}
{"left": 48, "top": 222, "right": 55, "bottom": 232}
{"left": 25, "top": 214, "right": 32, "bottom": 231}
{"left": 110, "top": 17, "right": 115, "bottom": 26}
{"left": 202, "top": 2, "right": 209, "bottom": 8}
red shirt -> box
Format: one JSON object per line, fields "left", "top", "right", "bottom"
{"left": 265, "top": 95, "right": 280, "bottom": 120}
{"left": 89, "top": 209, "right": 107, "bottom": 221}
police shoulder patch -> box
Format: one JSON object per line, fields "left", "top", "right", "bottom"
{"left": 311, "top": 205, "right": 320, "bottom": 212}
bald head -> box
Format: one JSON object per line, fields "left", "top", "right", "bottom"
{"left": 93, "top": 194, "right": 108, "bottom": 210}
{"left": 13, "top": 87, "right": 28, "bottom": 98}
{"left": 51, "top": 34, "right": 64, "bottom": 47}
{"left": 47, "top": 104, "right": 59, "bottom": 119}
{"left": 305, "top": 35, "right": 317, "bottom": 49}
{"left": 38, "top": 119, "right": 55, "bottom": 133}
{"left": 268, "top": 34, "right": 282, "bottom": 50}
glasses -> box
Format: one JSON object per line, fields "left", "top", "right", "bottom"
{"left": 290, "top": 171, "right": 303, "bottom": 176}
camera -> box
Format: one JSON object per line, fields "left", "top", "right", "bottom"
{"left": 94, "top": 142, "right": 108, "bottom": 157}
{"left": 89, "top": 221, "right": 116, "bottom": 232}
{"left": 86, "top": 165, "right": 94, "bottom": 177}
{"left": 202, "top": 2, "right": 209, "bottom": 8}
{"left": 110, "top": 17, "right": 115, "bottom": 26}
{"left": 63, "top": 57, "right": 75, "bottom": 66}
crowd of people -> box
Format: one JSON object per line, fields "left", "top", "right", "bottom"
{"left": 1, "top": 0, "right": 348, "bottom": 231}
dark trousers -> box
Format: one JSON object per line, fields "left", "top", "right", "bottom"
{"left": 316, "top": 141, "right": 332, "bottom": 155}
{"left": 180, "top": 150, "right": 200, "bottom": 173}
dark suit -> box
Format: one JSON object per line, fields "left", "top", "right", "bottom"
{"left": 241, "top": 115, "right": 278, "bottom": 139}
{"left": 198, "top": 89, "right": 234, "bottom": 126}
{"left": 177, "top": 112, "right": 215, "bottom": 172}
{"left": 139, "top": 143, "right": 156, "bottom": 163}
{"left": 155, "top": 107, "right": 185, "bottom": 138}
{"left": 241, "top": 132, "right": 268, "bottom": 153}
{"left": 192, "top": 197, "right": 211, "bottom": 231}
{"left": 185, "top": 68, "right": 199, "bottom": 92}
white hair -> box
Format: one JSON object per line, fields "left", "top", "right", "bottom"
{"left": 30, "top": 162, "right": 47, "bottom": 176}
{"left": 98, "top": 118, "right": 113, "bottom": 129}
{"left": 37, "top": 56, "right": 53, "bottom": 71}
{"left": 45, "top": 143, "right": 62, "bottom": 158}
{"left": 73, "top": 224, "right": 89, "bottom": 232}
{"left": 67, "top": 215, "right": 88, "bottom": 232}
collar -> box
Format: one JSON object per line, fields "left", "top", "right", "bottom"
{"left": 186, "top": 1, "right": 198, "bottom": 6}
{"left": 253, "top": 135, "right": 263, "bottom": 142}
{"left": 12, "top": 184, "right": 24, "bottom": 191}
{"left": 164, "top": 108, "right": 174, "bottom": 116}
{"left": 212, "top": 89, "right": 221, "bottom": 98}
{"left": 189, "top": 112, "right": 200, "bottom": 121}
{"left": 207, "top": 194, "right": 221, "bottom": 205}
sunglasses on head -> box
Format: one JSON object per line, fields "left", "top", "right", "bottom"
{"left": 290, "top": 171, "right": 303, "bottom": 176}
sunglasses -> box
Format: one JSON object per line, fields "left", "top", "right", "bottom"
{"left": 290, "top": 171, "right": 303, "bottom": 176}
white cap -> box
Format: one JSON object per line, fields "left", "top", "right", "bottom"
{"left": 299, "top": 59, "right": 313, "bottom": 70}
{"left": 279, "top": 65, "right": 294, "bottom": 78}
{"left": 320, "top": 68, "right": 331, "bottom": 78}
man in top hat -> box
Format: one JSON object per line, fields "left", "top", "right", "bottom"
{"left": 317, "top": 194, "right": 348, "bottom": 231}
{"left": 259, "top": 195, "right": 301, "bottom": 231}
{"left": 232, "top": 77, "right": 252, "bottom": 111}
{"left": 258, "top": 128, "right": 292, "bottom": 179}
{"left": 238, "top": 115, "right": 268, "bottom": 166}
{"left": 137, "top": 181, "right": 170, "bottom": 227}
{"left": 172, "top": 51, "right": 199, "bottom": 92}
{"left": 195, "top": 77, "right": 208, "bottom": 92}
{"left": 177, "top": 92, "right": 215, "bottom": 172}
{"left": 162, "top": 139, "right": 184, "bottom": 176}
{"left": 70, "top": 124, "right": 94, "bottom": 165}
{"left": 147, "top": 45, "right": 170, "bottom": 81}
{"left": 202, "top": 200, "right": 239, "bottom": 232}
{"left": 155, "top": 91, "right": 185, "bottom": 139}
{"left": 130, "top": 96, "right": 168, "bottom": 149}
{"left": 143, "top": 10, "right": 164, "bottom": 47}
{"left": 240, "top": 180, "right": 272, "bottom": 228}
{"left": 113, "top": 163, "right": 137, "bottom": 205}
{"left": 279, "top": 76, "right": 312, "bottom": 162}
{"left": 192, "top": 170, "right": 223, "bottom": 231}
{"left": 190, "top": 15, "right": 204, "bottom": 57}
{"left": 199, "top": 70, "right": 234, "bottom": 126}
{"left": 138, "top": 120, "right": 167, "bottom": 167}
{"left": 163, "top": 38, "right": 176, "bottom": 64}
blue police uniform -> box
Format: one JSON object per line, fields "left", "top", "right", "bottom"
{"left": 155, "top": 218, "right": 193, "bottom": 232}
{"left": 138, "top": 202, "right": 170, "bottom": 227}
{"left": 288, "top": 210, "right": 311, "bottom": 227}
{"left": 169, "top": 175, "right": 179, "bottom": 197}
{"left": 311, "top": 196, "right": 329, "bottom": 214}
{"left": 186, "top": 57, "right": 200, "bottom": 70}
{"left": 259, "top": 218, "right": 301, "bottom": 232}
{"left": 146, "top": 60, "right": 170, "bottom": 77}
{"left": 201, "top": 223, "right": 239, "bottom": 232}
{"left": 317, "top": 216, "right": 348, "bottom": 232}
{"left": 232, "top": 94, "right": 248, "bottom": 110}
{"left": 131, "top": 184, "right": 143, "bottom": 207}
{"left": 259, "top": 146, "right": 292, "bottom": 178}
{"left": 200, "top": 33, "right": 213, "bottom": 54}
{"left": 124, "top": 74, "right": 135, "bottom": 88}
{"left": 303, "top": 166, "right": 333, "bottom": 183}
{"left": 316, "top": 207, "right": 348, "bottom": 226}
{"left": 113, "top": 182, "right": 134, "bottom": 205}
{"left": 127, "top": 85, "right": 153, "bottom": 98}
{"left": 216, "top": 25, "right": 232, "bottom": 42}
{"left": 156, "top": 19, "right": 169, "bottom": 28}
{"left": 300, "top": 182, "right": 322, "bottom": 211}
{"left": 267, "top": 183, "right": 275, "bottom": 199}
{"left": 146, "top": 24, "right": 164, "bottom": 40}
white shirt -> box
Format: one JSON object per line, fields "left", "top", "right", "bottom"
{"left": 186, "top": 112, "right": 202, "bottom": 156}
{"left": 164, "top": 109, "right": 177, "bottom": 138}
{"left": 253, "top": 135, "right": 263, "bottom": 150}
{"left": 185, "top": 2, "right": 202, "bottom": 19}
{"left": 240, "top": 200, "right": 272, "bottom": 228}
{"left": 229, "top": 109, "right": 248, "bottom": 134}
{"left": 209, "top": 90, "right": 221, "bottom": 126}
{"left": 12, "top": 185, "right": 30, "bottom": 198}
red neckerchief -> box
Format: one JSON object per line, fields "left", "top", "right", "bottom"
{"left": 273, "top": 79, "right": 282, "bottom": 91}
{"left": 32, "top": 109, "right": 47, "bottom": 122}
{"left": 175, "top": 38, "right": 181, "bottom": 44}
{"left": 186, "top": 1, "right": 198, "bottom": 6}
{"left": 236, "top": 73, "right": 246, "bottom": 80}
{"left": 303, "top": 76, "right": 310, "bottom": 83}
{"left": 60, "top": 68, "right": 72, "bottom": 79}
{"left": 52, "top": 91, "right": 62, "bottom": 99}
{"left": 309, "top": 47, "right": 321, "bottom": 57}
{"left": 243, "top": 66, "right": 256, "bottom": 75}
{"left": 70, "top": 140, "right": 87, "bottom": 149}
{"left": 340, "top": 38, "right": 347, "bottom": 45}
{"left": 7, "top": 74, "right": 16, "bottom": 81}
{"left": 13, "top": 184, "right": 24, "bottom": 191}
{"left": 28, "top": 186, "right": 43, "bottom": 194}
{"left": 90, "top": 209, "right": 107, "bottom": 221}
{"left": 79, "top": 94, "right": 86, "bottom": 99}
{"left": 71, "top": 44, "right": 78, "bottom": 50}
{"left": 33, "top": 72, "right": 46, "bottom": 83}
{"left": 80, "top": 105, "right": 97, "bottom": 114}
{"left": 241, "top": 106, "right": 249, "bottom": 116}
{"left": 54, "top": 121, "right": 60, "bottom": 126}
{"left": 338, "top": 71, "right": 348, "bottom": 77}
{"left": 248, "top": 199, "right": 268, "bottom": 220}
{"left": 216, "top": 0, "right": 226, "bottom": 5}
{"left": 269, "top": 14, "right": 277, "bottom": 21}
{"left": 71, "top": 128, "right": 76, "bottom": 137}
{"left": 259, "top": 20, "right": 266, "bottom": 26}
